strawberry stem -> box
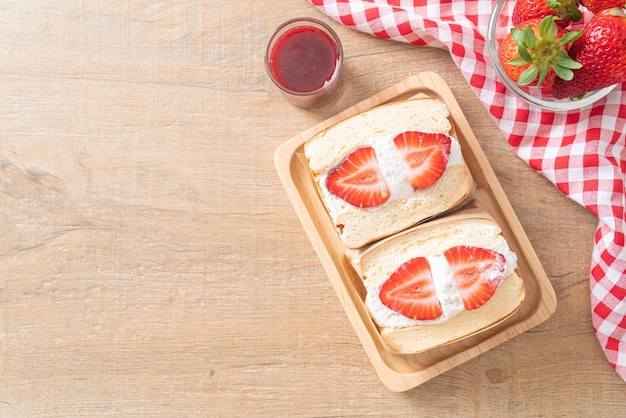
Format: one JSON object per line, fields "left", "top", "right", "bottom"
{"left": 547, "top": 0, "right": 583, "bottom": 22}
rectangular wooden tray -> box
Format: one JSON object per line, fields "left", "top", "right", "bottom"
{"left": 273, "top": 72, "right": 556, "bottom": 392}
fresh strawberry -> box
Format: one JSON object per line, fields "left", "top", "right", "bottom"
{"left": 513, "top": 0, "right": 582, "bottom": 29}
{"left": 326, "top": 146, "right": 390, "bottom": 208}
{"left": 379, "top": 257, "right": 443, "bottom": 320}
{"left": 552, "top": 8, "right": 626, "bottom": 98}
{"left": 498, "top": 16, "right": 581, "bottom": 89}
{"left": 444, "top": 246, "right": 506, "bottom": 311}
{"left": 392, "top": 131, "right": 451, "bottom": 190}
{"left": 581, "top": 0, "right": 626, "bottom": 14}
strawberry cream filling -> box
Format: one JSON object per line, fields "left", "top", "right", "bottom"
{"left": 316, "top": 131, "right": 464, "bottom": 219}
{"left": 366, "top": 240, "right": 518, "bottom": 328}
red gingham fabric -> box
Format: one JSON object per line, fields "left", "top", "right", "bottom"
{"left": 309, "top": 0, "right": 626, "bottom": 381}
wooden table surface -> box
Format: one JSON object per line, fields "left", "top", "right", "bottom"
{"left": 2, "top": 1, "right": 625, "bottom": 416}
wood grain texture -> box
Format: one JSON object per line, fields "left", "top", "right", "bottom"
{"left": 1, "top": 0, "right": 624, "bottom": 416}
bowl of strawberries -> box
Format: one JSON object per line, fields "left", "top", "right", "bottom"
{"left": 487, "top": 0, "right": 626, "bottom": 111}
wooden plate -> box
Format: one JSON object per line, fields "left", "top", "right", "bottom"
{"left": 273, "top": 72, "right": 556, "bottom": 392}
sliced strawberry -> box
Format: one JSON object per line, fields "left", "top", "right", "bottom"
{"left": 379, "top": 257, "right": 443, "bottom": 321}
{"left": 325, "top": 146, "right": 390, "bottom": 208}
{"left": 393, "top": 131, "right": 451, "bottom": 189}
{"left": 444, "top": 246, "right": 506, "bottom": 310}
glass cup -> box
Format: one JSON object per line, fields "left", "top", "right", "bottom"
{"left": 265, "top": 18, "right": 343, "bottom": 108}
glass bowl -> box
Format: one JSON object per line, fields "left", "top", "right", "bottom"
{"left": 486, "top": 0, "right": 615, "bottom": 111}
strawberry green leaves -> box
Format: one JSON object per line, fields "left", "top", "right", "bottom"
{"left": 506, "top": 16, "right": 582, "bottom": 87}
{"left": 546, "top": 0, "right": 583, "bottom": 22}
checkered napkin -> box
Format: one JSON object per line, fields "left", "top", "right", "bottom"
{"left": 309, "top": 0, "right": 626, "bottom": 381}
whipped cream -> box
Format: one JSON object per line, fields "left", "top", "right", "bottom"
{"left": 315, "top": 132, "right": 464, "bottom": 219}
{"left": 366, "top": 241, "right": 518, "bottom": 328}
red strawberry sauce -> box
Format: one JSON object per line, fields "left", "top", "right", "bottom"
{"left": 268, "top": 26, "right": 339, "bottom": 93}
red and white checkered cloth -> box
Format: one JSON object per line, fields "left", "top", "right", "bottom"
{"left": 309, "top": 0, "right": 626, "bottom": 381}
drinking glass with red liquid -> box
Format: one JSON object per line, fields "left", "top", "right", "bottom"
{"left": 265, "top": 18, "right": 343, "bottom": 108}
